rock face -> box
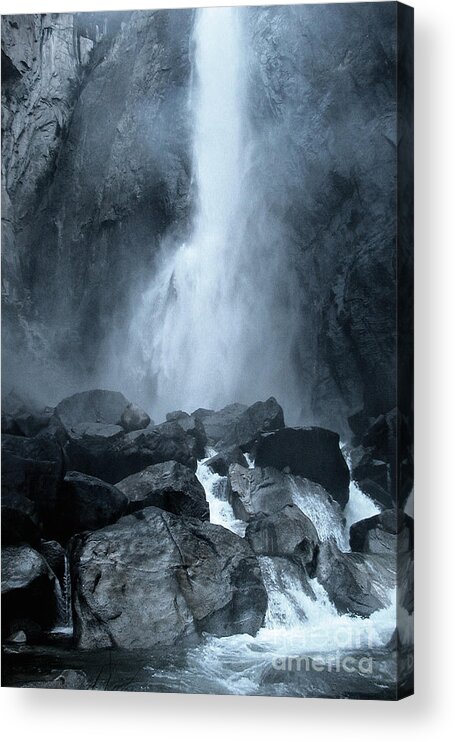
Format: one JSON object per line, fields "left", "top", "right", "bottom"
{"left": 1, "top": 494, "right": 41, "bottom": 547}
{"left": 2, "top": 10, "right": 193, "bottom": 402}
{"left": 314, "top": 540, "right": 395, "bottom": 617}
{"left": 245, "top": 3, "right": 401, "bottom": 429}
{"left": 350, "top": 510, "right": 414, "bottom": 554}
{"left": 115, "top": 461, "right": 209, "bottom": 520}
{"left": 245, "top": 504, "right": 318, "bottom": 564}
{"left": 64, "top": 420, "right": 196, "bottom": 483}
{"left": 55, "top": 471, "right": 128, "bottom": 542}
{"left": 1, "top": 545, "right": 58, "bottom": 635}
{"left": 1, "top": 434, "right": 64, "bottom": 534}
{"left": 228, "top": 465, "right": 294, "bottom": 521}
{"left": 70, "top": 507, "right": 267, "bottom": 649}
{"left": 216, "top": 398, "right": 285, "bottom": 451}
{"left": 254, "top": 427, "right": 350, "bottom": 507}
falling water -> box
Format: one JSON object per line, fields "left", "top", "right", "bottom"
{"left": 52, "top": 553, "right": 73, "bottom": 634}
{"left": 117, "top": 6, "right": 302, "bottom": 422}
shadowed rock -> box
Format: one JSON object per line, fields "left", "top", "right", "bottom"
{"left": 2, "top": 544, "right": 58, "bottom": 636}
{"left": 1, "top": 494, "right": 41, "bottom": 547}
{"left": 314, "top": 540, "right": 395, "bottom": 617}
{"left": 254, "top": 427, "right": 350, "bottom": 507}
{"left": 216, "top": 397, "right": 285, "bottom": 451}
{"left": 1, "top": 435, "right": 64, "bottom": 535}
{"left": 205, "top": 446, "right": 248, "bottom": 476}
{"left": 194, "top": 403, "right": 248, "bottom": 445}
{"left": 55, "top": 471, "right": 128, "bottom": 542}
{"left": 116, "top": 460, "right": 209, "bottom": 520}
{"left": 70, "top": 507, "right": 267, "bottom": 649}
{"left": 166, "top": 410, "right": 207, "bottom": 459}
{"left": 64, "top": 420, "right": 196, "bottom": 483}
{"left": 350, "top": 509, "right": 414, "bottom": 554}
{"left": 246, "top": 504, "right": 319, "bottom": 564}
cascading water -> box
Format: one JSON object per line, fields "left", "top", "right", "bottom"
{"left": 52, "top": 553, "right": 73, "bottom": 634}
{"left": 116, "top": 6, "right": 302, "bottom": 423}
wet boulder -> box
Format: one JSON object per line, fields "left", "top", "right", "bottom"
{"left": 120, "top": 403, "right": 151, "bottom": 432}
{"left": 216, "top": 397, "right": 285, "bottom": 451}
{"left": 314, "top": 540, "right": 395, "bottom": 617}
{"left": 205, "top": 446, "right": 248, "bottom": 476}
{"left": 40, "top": 540, "right": 66, "bottom": 585}
{"left": 115, "top": 460, "right": 209, "bottom": 520}
{"left": 1, "top": 494, "right": 41, "bottom": 547}
{"left": 64, "top": 420, "right": 196, "bottom": 483}
{"left": 22, "top": 670, "right": 89, "bottom": 690}
{"left": 1, "top": 434, "right": 64, "bottom": 534}
{"left": 245, "top": 504, "right": 319, "bottom": 564}
{"left": 54, "top": 471, "right": 128, "bottom": 542}
{"left": 352, "top": 451, "right": 391, "bottom": 509}
{"left": 1, "top": 545, "right": 58, "bottom": 636}
{"left": 350, "top": 509, "right": 414, "bottom": 554}
{"left": 54, "top": 389, "right": 130, "bottom": 429}
{"left": 254, "top": 427, "right": 350, "bottom": 508}
{"left": 228, "top": 464, "right": 294, "bottom": 521}
{"left": 70, "top": 507, "right": 267, "bottom": 649}
{"left": 194, "top": 403, "right": 248, "bottom": 445}
{"left": 166, "top": 411, "right": 207, "bottom": 459}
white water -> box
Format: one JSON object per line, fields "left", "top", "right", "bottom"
{"left": 115, "top": 6, "right": 302, "bottom": 422}
{"left": 194, "top": 454, "right": 398, "bottom": 678}
{"left": 52, "top": 553, "right": 73, "bottom": 634}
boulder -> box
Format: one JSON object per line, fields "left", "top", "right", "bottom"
{"left": 13, "top": 411, "right": 52, "bottom": 437}
{"left": 314, "top": 540, "right": 395, "bottom": 617}
{"left": 40, "top": 540, "right": 66, "bottom": 585}
{"left": 55, "top": 389, "right": 131, "bottom": 429}
{"left": 228, "top": 464, "right": 294, "bottom": 521}
{"left": 115, "top": 461, "right": 209, "bottom": 520}
{"left": 216, "top": 397, "right": 285, "bottom": 451}
{"left": 195, "top": 403, "right": 248, "bottom": 445}
{"left": 64, "top": 420, "right": 196, "bottom": 483}
{"left": 120, "top": 403, "right": 151, "bottom": 432}
{"left": 1, "top": 494, "right": 41, "bottom": 547}
{"left": 1, "top": 435, "right": 64, "bottom": 534}
{"left": 352, "top": 451, "right": 390, "bottom": 509}
{"left": 54, "top": 471, "right": 128, "bottom": 542}
{"left": 350, "top": 510, "right": 414, "bottom": 554}
{"left": 6, "top": 630, "right": 27, "bottom": 644}
{"left": 254, "top": 427, "right": 350, "bottom": 508}
{"left": 166, "top": 411, "right": 207, "bottom": 459}
{"left": 352, "top": 409, "right": 413, "bottom": 510}
{"left": 1, "top": 545, "right": 58, "bottom": 635}
{"left": 22, "top": 670, "right": 89, "bottom": 690}
{"left": 205, "top": 446, "right": 248, "bottom": 476}
{"left": 70, "top": 507, "right": 267, "bottom": 649}
{"left": 245, "top": 504, "right": 319, "bottom": 564}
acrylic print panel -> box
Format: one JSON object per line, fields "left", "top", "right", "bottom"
{"left": 1, "top": 2, "right": 414, "bottom": 699}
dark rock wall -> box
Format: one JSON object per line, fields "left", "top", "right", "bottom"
{"left": 2, "top": 10, "right": 193, "bottom": 403}
{"left": 2, "top": 5, "right": 401, "bottom": 431}
{"left": 245, "top": 2, "right": 398, "bottom": 429}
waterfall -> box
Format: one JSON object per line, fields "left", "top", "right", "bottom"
{"left": 116, "top": 6, "right": 302, "bottom": 423}
{"left": 52, "top": 553, "right": 73, "bottom": 634}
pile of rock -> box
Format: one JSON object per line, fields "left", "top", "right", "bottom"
{"left": 1, "top": 389, "right": 413, "bottom": 650}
